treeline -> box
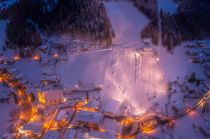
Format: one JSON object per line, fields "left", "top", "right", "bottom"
{"left": 1, "top": 0, "right": 113, "bottom": 55}
{"left": 132, "top": 0, "right": 159, "bottom": 44}
{"left": 161, "top": 0, "right": 210, "bottom": 51}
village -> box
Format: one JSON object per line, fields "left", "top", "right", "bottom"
{"left": 0, "top": 1, "right": 210, "bottom": 139}
{"left": 0, "top": 36, "right": 209, "bottom": 139}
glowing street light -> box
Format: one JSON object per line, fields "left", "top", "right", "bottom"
{"left": 32, "top": 55, "right": 40, "bottom": 60}
{"left": 53, "top": 53, "right": 59, "bottom": 58}
{"left": 13, "top": 55, "right": 20, "bottom": 61}
{"left": 156, "top": 57, "right": 160, "bottom": 62}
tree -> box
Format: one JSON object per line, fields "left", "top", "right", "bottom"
{"left": 13, "top": 94, "right": 18, "bottom": 104}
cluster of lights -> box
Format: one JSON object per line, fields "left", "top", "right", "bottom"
{"left": 32, "top": 55, "right": 40, "bottom": 60}
{"left": 13, "top": 55, "right": 20, "bottom": 61}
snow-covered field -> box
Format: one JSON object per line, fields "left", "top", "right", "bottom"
{"left": 56, "top": 49, "right": 112, "bottom": 87}
{"left": 154, "top": 45, "right": 201, "bottom": 82}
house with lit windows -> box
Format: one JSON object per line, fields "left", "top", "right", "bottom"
{"left": 38, "top": 90, "right": 64, "bottom": 106}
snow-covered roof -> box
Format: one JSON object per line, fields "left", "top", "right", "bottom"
{"left": 101, "top": 118, "right": 122, "bottom": 134}
{"left": 85, "top": 100, "right": 101, "bottom": 110}
{"left": 42, "top": 66, "right": 55, "bottom": 75}
{"left": 56, "top": 108, "right": 74, "bottom": 121}
{"left": 65, "top": 92, "right": 86, "bottom": 100}
{"left": 101, "top": 99, "right": 121, "bottom": 114}
{"left": 23, "top": 121, "right": 43, "bottom": 135}
{"left": 7, "top": 68, "right": 18, "bottom": 74}
{"left": 14, "top": 73, "right": 24, "bottom": 79}
{"left": 43, "top": 130, "right": 59, "bottom": 139}
{"left": 39, "top": 45, "right": 48, "bottom": 50}
{"left": 102, "top": 131, "right": 116, "bottom": 139}
{"left": 76, "top": 111, "right": 103, "bottom": 125}
{"left": 42, "top": 90, "right": 63, "bottom": 100}
{"left": 56, "top": 110, "right": 66, "bottom": 121}
{"left": 68, "top": 129, "right": 76, "bottom": 139}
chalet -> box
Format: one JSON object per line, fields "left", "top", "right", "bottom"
{"left": 142, "top": 38, "right": 152, "bottom": 45}
{"left": 39, "top": 45, "right": 49, "bottom": 52}
{"left": 40, "top": 75, "right": 60, "bottom": 84}
{"left": 85, "top": 100, "right": 101, "bottom": 110}
{"left": 100, "top": 99, "right": 121, "bottom": 116}
{"left": 55, "top": 108, "right": 75, "bottom": 124}
{"left": 68, "top": 129, "right": 77, "bottom": 139}
{"left": 74, "top": 111, "right": 103, "bottom": 128}
{"left": 19, "top": 78, "right": 29, "bottom": 85}
{"left": 14, "top": 73, "right": 24, "bottom": 80}
{"left": 42, "top": 66, "right": 55, "bottom": 75}
{"left": 187, "top": 49, "right": 201, "bottom": 56}
{"left": 22, "top": 121, "right": 42, "bottom": 137}
{"left": 38, "top": 90, "right": 64, "bottom": 106}
{"left": 101, "top": 118, "right": 123, "bottom": 135}
{"left": 7, "top": 68, "right": 18, "bottom": 75}
{"left": 43, "top": 130, "right": 59, "bottom": 139}
{"left": 190, "top": 57, "right": 203, "bottom": 63}
{"left": 102, "top": 131, "right": 116, "bottom": 139}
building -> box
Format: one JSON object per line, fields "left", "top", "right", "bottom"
{"left": 100, "top": 99, "right": 121, "bottom": 116}
{"left": 68, "top": 129, "right": 77, "bottom": 139}
{"left": 22, "top": 121, "right": 43, "bottom": 137}
{"left": 14, "top": 73, "right": 24, "bottom": 80}
{"left": 43, "top": 130, "right": 59, "bottom": 139}
{"left": 74, "top": 111, "right": 103, "bottom": 128}
{"left": 55, "top": 108, "right": 75, "bottom": 126}
{"left": 7, "top": 68, "right": 18, "bottom": 75}
{"left": 172, "top": 101, "right": 185, "bottom": 113}
{"left": 85, "top": 100, "right": 101, "bottom": 110}
{"left": 40, "top": 75, "right": 60, "bottom": 84}
{"left": 101, "top": 118, "right": 123, "bottom": 135}
{"left": 102, "top": 131, "right": 116, "bottom": 139}
{"left": 38, "top": 90, "right": 64, "bottom": 106}
{"left": 42, "top": 66, "right": 55, "bottom": 75}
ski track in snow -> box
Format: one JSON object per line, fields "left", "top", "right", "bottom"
{"left": 104, "top": 1, "right": 149, "bottom": 44}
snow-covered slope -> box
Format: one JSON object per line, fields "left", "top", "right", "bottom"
{"left": 104, "top": 1, "right": 149, "bottom": 43}
{"left": 154, "top": 45, "right": 201, "bottom": 82}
